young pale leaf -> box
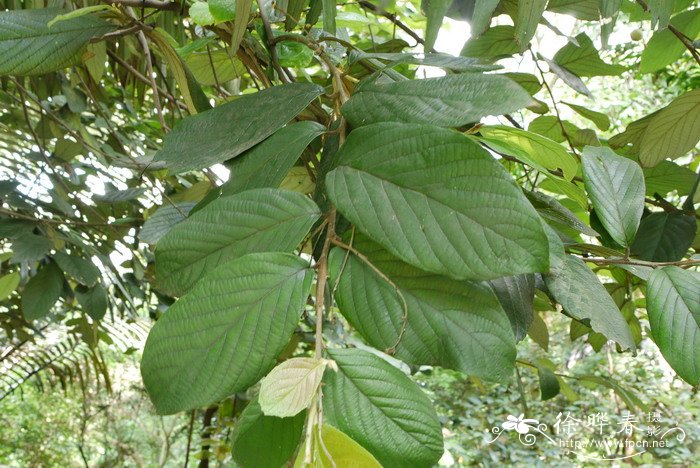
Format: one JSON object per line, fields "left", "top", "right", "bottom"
{"left": 647, "top": 267, "right": 700, "bottom": 386}
{"left": 209, "top": 0, "right": 235, "bottom": 21}
{"left": 52, "top": 251, "right": 100, "bottom": 287}
{"left": 639, "top": 89, "right": 700, "bottom": 167}
{"left": 328, "top": 235, "right": 517, "bottom": 382}
{"left": 154, "top": 83, "right": 323, "bottom": 174}
{"left": 259, "top": 358, "right": 328, "bottom": 417}
{"left": 581, "top": 146, "right": 645, "bottom": 247}
{"left": 478, "top": 125, "right": 578, "bottom": 180}
{"left": 515, "top": 0, "right": 547, "bottom": 50}
{"left": 488, "top": 274, "right": 535, "bottom": 342}
{"left": 341, "top": 74, "right": 533, "bottom": 128}
{"left": 0, "top": 8, "right": 114, "bottom": 76}
{"left": 141, "top": 252, "right": 314, "bottom": 415}
{"left": 22, "top": 262, "right": 64, "bottom": 321}
{"left": 553, "top": 33, "right": 626, "bottom": 76}
{"left": 223, "top": 122, "right": 325, "bottom": 195}
{"left": 0, "top": 272, "right": 20, "bottom": 301}
{"left": 631, "top": 212, "right": 697, "bottom": 262}
{"left": 156, "top": 188, "right": 320, "bottom": 295}
{"left": 231, "top": 399, "right": 306, "bottom": 467}
{"left": 323, "top": 348, "right": 444, "bottom": 468}
{"left": 326, "top": 123, "right": 549, "bottom": 280}
{"left": 544, "top": 254, "right": 635, "bottom": 350}
{"left": 294, "top": 424, "right": 381, "bottom": 468}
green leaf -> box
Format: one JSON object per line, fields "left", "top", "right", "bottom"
{"left": 209, "top": 0, "right": 236, "bottom": 21}
{"left": 460, "top": 25, "right": 519, "bottom": 59}
{"left": 327, "top": 123, "right": 549, "bottom": 280}
{"left": 156, "top": 188, "right": 320, "bottom": 295}
{"left": 0, "top": 8, "right": 114, "bottom": 76}
{"left": 504, "top": 72, "right": 542, "bottom": 95}
{"left": 528, "top": 312, "right": 549, "bottom": 351}
{"left": 232, "top": 0, "right": 253, "bottom": 53}
{"left": 488, "top": 274, "right": 535, "bottom": 342}
{"left": 342, "top": 74, "right": 533, "bottom": 128}
{"left": 547, "top": 0, "right": 600, "bottom": 20}
{"left": 294, "top": 424, "right": 381, "bottom": 468}
{"left": 647, "top": 0, "right": 673, "bottom": 28}
{"left": 423, "top": 0, "right": 453, "bottom": 50}
{"left": 515, "top": 0, "right": 547, "bottom": 50}
{"left": 76, "top": 284, "right": 108, "bottom": 321}
{"left": 540, "top": 55, "right": 592, "bottom": 97}
{"left": 647, "top": 266, "right": 700, "bottom": 386}
{"left": 553, "top": 33, "right": 626, "bottom": 76}
{"left": 0, "top": 272, "right": 20, "bottom": 301}
{"left": 643, "top": 161, "right": 697, "bottom": 197}
{"left": 525, "top": 190, "right": 599, "bottom": 237}
{"left": 220, "top": 121, "right": 316, "bottom": 194}
{"left": 276, "top": 38, "right": 315, "bottom": 68}
{"left": 323, "top": 348, "right": 444, "bottom": 467}
{"left": 185, "top": 50, "right": 246, "bottom": 86}
{"left": 470, "top": 0, "right": 501, "bottom": 36}
{"left": 641, "top": 9, "right": 700, "bottom": 73}
{"left": 639, "top": 89, "right": 700, "bottom": 167}
{"left": 478, "top": 125, "right": 579, "bottom": 180}
{"left": 348, "top": 51, "right": 500, "bottom": 72}
{"left": 22, "top": 261, "right": 64, "bottom": 321}
{"left": 141, "top": 252, "right": 314, "bottom": 414}
{"left": 537, "top": 365, "right": 560, "bottom": 400}
{"left": 189, "top": 2, "right": 216, "bottom": 25}
{"left": 52, "top": 251, "right": 100, "bottom": 287}
{"left": 329, "top": 236, "right": 517, "bottom": 381}
{"left": 562, "top": 101, "right": 610, "bottom": 130}
{"left": 231, "top": 399, "right": 306, "bottom": 468}
{"left": 599, "top": 0, "right": 623, "bottom": 17}
{"left": 323, "top": 0, "right": 337, "bottom": 34}
{"left": 10, "top": 234, "right": 52, "bottom": 264}
{"left": 581, "top": 146, "right": 645, "bottom": 247}
{"left": 285, "top": 0, "right": 307, "bottom": 29}
{"left": 259, "top": 358, "right": 328, "bottom": 417}
{"left": 631, "top": 212, "right": 697, "bottom": 262}
{"left": 140, "top": 202, "right": 197, "bottom": 245}
{"left": 47, "top": 5, "right": 115, "bottom": 27}
{"left": 544, "top": 254, "right": 635, "bottom": 350}
{"left": 154, "top": 83, "right": 323, "bottom": 174}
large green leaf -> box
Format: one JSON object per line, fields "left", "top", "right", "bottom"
{"left": 222, "top": 122, "right": 325, "bottom": 195}
{"left": 156, "top": 188, "right": 320, "bottom": 295}
{"left": 341, "top": 74, "right": 533, "bottom": 128}
{"left": 460, "top": 25, "right": 519, "bottom": 59}
{"left": 643, "top": 161, "right": 697, "bottom": 197}
{"left": 75, "top": 284, "right": 108, "bottom": 321}
{"left": 230, "top": 399, "right": 306, "bottom": 468}
{"left": 141, "top": 252, "right": 314, "bottom": 414}
{"left": 640, "top": 9, "right": 700, "bottom": 73}
{"left": 154, "top": 83, "right": 323, "bottom": 174}
{"left": 423, "top": 0, "right": 453, "bottom": 50}
{"left": 647, "top": 267, "right": 700, "bottom": 386}
{"left": 52, "top": 251, "right": 100, "bottom": 287}
{"left": 328, "top": 236, "right": 516, "bottom": 380}
{"left": 468, "top": 0, "right": 501, "bottom": 36}
{"left": 639, "top": 89, "right": 700, "bottom": 167}
{"left": 581, "top": 146, "right": 645, "bottom": 247}
{"left": 515, "top": 0, "right": 547, "bottom": 50}
{"left": 0, "top": 8, "right": 114, "bottom": 76}
{"left": 547, "top": 0, "right": 600, "bottom": 20}
{"left": 553, "top": 33, "right": 626, "bottom": 76}
{"left": 488, "top": 274, "right": 535, "bottom": 342}
{"left": 139, "top": 202, "right": 197, "bottom": 245}
{"left": 326, "top": 123, "right": 549, "bottom": 280}
{"left": 323, "top": 348, "right": 444, "bottom": 468}
{"left": 22, "top": 261, "right": 64, "bottom": 321}
{"left": 631, "top": 212, "right": 697, "bottom": 262}
{"left": 562, "top": 101, "right": 611, "bottom": 130}
{"left": 478, "top": 125, "right": 578, "bottom": 180}
{"left": 544, "top": 254, "right": 635, "bottom": 350}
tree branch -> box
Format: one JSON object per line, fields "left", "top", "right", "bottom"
{"left": 636, "top": 0, "right": 700, "bottom": 66}
{"left": 103, "top": 0, "right": 181, "bottom": 11}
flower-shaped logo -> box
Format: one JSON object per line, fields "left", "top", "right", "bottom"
{"left": 501, "top": 414, "right": 540, "bottom": 434}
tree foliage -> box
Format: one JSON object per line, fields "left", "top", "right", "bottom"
{"left": 0, "top": 0, "right": 698, "bottom": 465}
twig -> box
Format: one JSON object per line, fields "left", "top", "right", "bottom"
{"left": 256, "top": 0, "right": 289, "bottom": 83}
{"left": 577, "top": 256, "right": 700, "bottom": 268}
{"left": 133, "top": 24, "right": 169, "bottom": 131}
{"left": 358, "top": 0, "right": 429, "bottom": 50}
{"left": 102, "top": 0, "right": 181, "bottom": 11}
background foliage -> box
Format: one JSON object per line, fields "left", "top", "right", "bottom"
{"left": 0, "top": 0, "right": 698, "bottom": 465}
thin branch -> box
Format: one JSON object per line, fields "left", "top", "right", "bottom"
{"left": 133, "top": 25, "right": 169, "bottom": 131}
{"left": 358, "top": 0, "right": 429, "bottom": 50}
{"left": 102, "top": 0, "right": 181, "bottom": 11}
{"left": 577, "top": 256, "right": 700, "bottom": 268}
{"left": 256, "top": 0, "right": 289, "bottom": 83}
